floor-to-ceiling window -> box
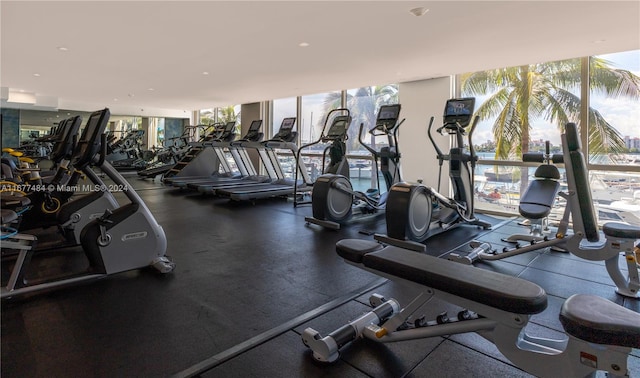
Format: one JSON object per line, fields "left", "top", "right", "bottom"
{"left": 300, "top": 92, "right": 342, "bottom": 145}
{"left": 200, "top": 108, "right": 216, "bottom": 125}
{"left": 346, "top": 84, "right": 399, "bottom": 191}
{"left": 586, "top": 51, "right": 640, "bottom": 225}
{"left": 299, "top": 92, "right": 342, "bottom": 181}
{"left": 148, "top": 117, "right": 164, "bottom": 148}
{"left": 460, "top": 49, "right": 640, "bottom": 226}
{"left": 216, "top": 105, "right": 241, "bottom": 135}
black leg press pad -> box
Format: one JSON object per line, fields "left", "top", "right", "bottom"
{"left": 336, "top": 239, "right": 547, "bottom": 315}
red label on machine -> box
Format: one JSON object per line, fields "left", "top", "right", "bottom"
{"left": 580, "top": 351, "right": 598, "bottom": 368}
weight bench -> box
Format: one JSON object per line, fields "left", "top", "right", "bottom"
{"left": 450, "top": 123, "right": 639, "bottom": 298}
{"left": 503, "top": 143, "right": 564, "bottom": 244}
{"left": 303, "top": 239, "right": 640, "bottom": 377}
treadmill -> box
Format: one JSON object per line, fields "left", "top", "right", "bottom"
{"left": 192, "top": 119, "right": 305, "bottom": 194}
{"left": 215, "top": 117, "right": 312, "bottom": 201}
{"left": 163, "top": 121, "right": 240, "bottom": 188}
{"left": 187, "top": 120, "right": 275, "bottom": 193}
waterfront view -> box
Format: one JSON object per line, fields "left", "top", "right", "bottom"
{"left": 473, "top": 152, "right": 640, "bottom": 227}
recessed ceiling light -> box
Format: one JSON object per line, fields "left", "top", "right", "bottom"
{"left": 128, "top": 93, "right": 135, "bottom": 97}
{"left": 57, "top": 46, "right": 69, "bottom": 52}
{"left": 114, "top": 98, "right": 119, "bottom": 101}
{"left": 592, "top": 39, "right": 606, "bottom": 44}
{"left": 147, "top": 88, "right": 155, "bottom": 91}
{"left": 202, "top": 71, "right": 209, "bottom": 75}
{"left": 299, "top": 42, "right": 310, "bottom": 47}
{"left": 409, "top": 7, "right": 429, "bottom": 16}
{"left": 33, "top": 73, "right": 40, "bottom": 77}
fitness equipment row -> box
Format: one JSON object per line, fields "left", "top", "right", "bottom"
{"left": 163, "top": 117, "right": 313, "bottom": 201}
{"left": 373, "top": 98, "right": 491, "bottom": 251}
{"left": 1, "top": 108, "right": 175, "bottom": 299}
{"left": 301, "top": 104, "right": 403, "bottom": 229}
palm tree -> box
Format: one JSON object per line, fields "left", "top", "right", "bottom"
{"left": 320, "top": 85, "right": 398, "bottom": 152}
{"left": 461, "top": 57, "right": 640, "bottom": 192}
{"left": 216, "top": 106, "right": 239, "bottom": 124}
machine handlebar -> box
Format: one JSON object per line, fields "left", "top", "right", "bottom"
{"left": 358, "top": 118, "right": 405, "bottom": 157}
{"left": 96, "top": 133, "right": 107, "bottom": 167}
{"left": 522, "top": 141, "right": 564, "bottom": 164}
{"left": 428, "top": 115, "right": 480, "bottom": 164}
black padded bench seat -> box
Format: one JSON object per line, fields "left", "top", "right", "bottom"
{"left": 518, "top": 165, "right": 561, "bottom": 220}
{"left": 519, "top": 180, "right": 560, "bottom": 219}
{"left": 602, "top": 222, "right": 640, "bottom": 240}
{"left": 336, "top": 239, "right": 547, "bottom": 315}
{"left": 560, "top": 294, "right": 640, "bottom": 348}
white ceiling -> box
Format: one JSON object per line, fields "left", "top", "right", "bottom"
{"left": 2, "top": 1, "right": 639, "bottom": 118}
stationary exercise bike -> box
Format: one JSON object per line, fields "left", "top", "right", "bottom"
{"left": 376, "top": 98, "right": 490, "bottom": 250}
{"left": 1, "top": 108, "right": 175, "bottom": 299}
{"left": 304, "top": 104, "right": 404, "bottom": 230}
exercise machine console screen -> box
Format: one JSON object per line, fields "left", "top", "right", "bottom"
{"left": 281, "top": 117, "right": 296, "bottom": 131}
{"left": 375, "top": 104, "right": 401, "bottom": 131}
{"left": 326, "top": 116, "right": 351, "bottom": 139}
{"left": 444, "top": 97, "right": 475, "bottom": 127}
{"left": 248, "top": 120, "right": 263, "bottom": 132}
{"left": 223, "top": 121, "right": 236, "bottom": 133}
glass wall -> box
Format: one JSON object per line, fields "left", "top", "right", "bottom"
{"left": 147, "top": 117, "right": 164, "bottom": 148}
{"left": 588, "top": 51, "right": 640, "bottom": 166}
{"left": 460, "top": 49, "right": 640, "bottom": 226}
{"left": 586, "top": 51, "right": 640, "bottom": 223}
{"left": 200, "top": 108, "right": 216, "bottom": 125}
{"left": 300, "top": 92, "right": 341, "bottom": 145}
{"left": 345, "top": 85, "right": 399, "bottom": 191}
{"left": 346, "top": 85, "right": 399, "bottom": 154}
{"left": 297, "top": 92, "right": 342, "bottom": 181}
{"left": 198, "top": 105, "right": 241, "bottom": 137}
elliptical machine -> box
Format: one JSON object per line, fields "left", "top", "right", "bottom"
{"left": 293, "top": 108, "right": 352, "bottom": 207}
{"left": 376, "top": 98, "right": 490, "bottom": 250}
{"left": 305, "top": 104, "right": 403, "bottom": 230}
